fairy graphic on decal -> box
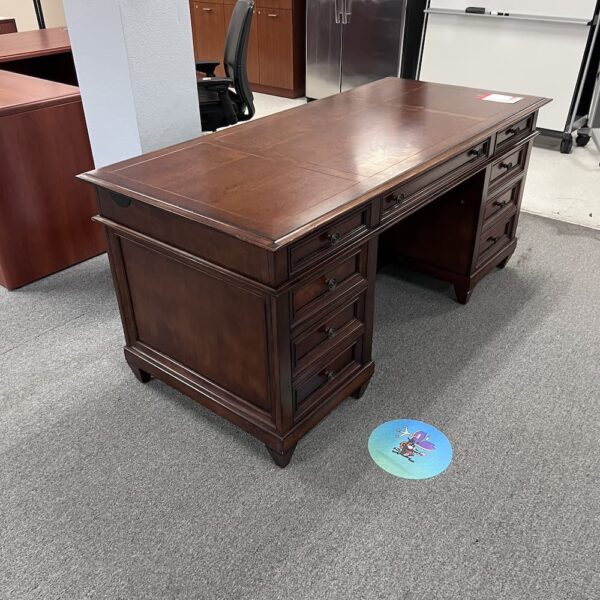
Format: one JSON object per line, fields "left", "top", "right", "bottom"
{"left": 392, "top": 425, "right": 436, "bottom": 462}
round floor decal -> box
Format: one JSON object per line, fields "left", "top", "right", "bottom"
{"left": 368, "top": 419, "right": 453, "bottom": 480}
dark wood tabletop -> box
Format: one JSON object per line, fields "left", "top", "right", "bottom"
{"left": 81, "top": 78, "right": 549, "bottom": 248}
{"left": 0, "top": 27, "right": 70, "bottom": 62}
{"left": 0, "top": 69, "right": 79, "bottom": 116}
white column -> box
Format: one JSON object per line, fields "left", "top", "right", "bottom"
{"left": 63, "top": 0, "right": 202, "bottom": 168}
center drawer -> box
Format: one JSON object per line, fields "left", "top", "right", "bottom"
{"left": 291, "top": 247, "right": 368, "bottom": 326}
{"left": 382, "top": 138, "right": 490, "bottom": 219}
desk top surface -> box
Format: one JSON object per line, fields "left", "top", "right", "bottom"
{"left": 0, "top": 27, "right": 70, "bottom": 63}
{"left": 83, "top": 78, "right": 549, "bottom": 248}
{"left": 0, "top": 70, "right": 79, "bottom": 116}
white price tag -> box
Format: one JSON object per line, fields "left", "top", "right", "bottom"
{"left": 478, "top": 93, "right": 523, "bottom": 104}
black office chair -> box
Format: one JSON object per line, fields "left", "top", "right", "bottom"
{"left": 196, "top": 0, "right": 255, "bottom": 132}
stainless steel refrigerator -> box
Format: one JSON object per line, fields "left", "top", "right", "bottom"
{"left": 306, "top": 0, "right": 418, "bottom": 100}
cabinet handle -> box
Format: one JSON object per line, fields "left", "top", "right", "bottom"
{"left": 468, "top": 147, "right": 484, "bottom": 158}
{"left": 493, "top": 199, "right": 510, "bottom": 208}
{"left": 324, "top": 369, "right": 336, "bottom": 382}
{"left": 487, "top": 235, "right": 500, "bottom": 244}
{"left": 507, "top": 127, "right": 518, "bottom": 135}
{"left": 327, "top": 231, "right": 341, "bottom": 246}
{"left": 267, "top": 13, "right": 278, "bottom": 17}
{"left": 392, "top": 192, "right": 405, "bottom": 206}
{"left": 324, "top": 326, "right": 336, "bottom": 339}
{"left": 202, "top": 7, "right": 212, "bottom": 10}
{"left": 325, "top": 278, "right": 337, "bottom": 291}
{"left": 499, "top": 162, "right": 513, "bottom": 170}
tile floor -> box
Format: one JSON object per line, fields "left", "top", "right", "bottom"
{"left": 252, "top": 92, "right": 600, "bottom": 230}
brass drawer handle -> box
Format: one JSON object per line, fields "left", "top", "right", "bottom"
{"left": 506, "top": 127, "right": 519, "bottom": 135}
{"left": 499, "top": 162, "right": 513, "bottom": 170}
{"left": 327, "top": 232, "right": 341, "bottom": 246}
{"left": 267, "top": 13, "right": 278, "bottom": 17}
{"left": 324, "top": 369, "right": 336, "bottom": 382}
{"left": 325, "top": 278, "right": 337, "bottom": 291}
{"left": 487, "top": 235, "right": 500, "bottom": 244}
{"left": 493, "top": 199, "right": 510, "bottom": 208}
{"left": 202, "top": 7, "right": 213, "bottom": 10}
{"left": 324, "top": 326, "right": 336, "bottom": 339}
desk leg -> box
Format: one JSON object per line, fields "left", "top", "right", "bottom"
{"left": 497, "top": 254, "right": 512, "bottom": 269}
{"left": 352, "top": 381, "right": 371, "bottom": 399}
{"left": 454, "top": 283, "right": 472, "bottom": 305}
{"left": 128, "top": 362, "right": 152, "bottom": 383}
{"left": 266, "top": 444, "right": 297, "bottom": 468}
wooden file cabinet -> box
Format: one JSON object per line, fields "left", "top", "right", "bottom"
{"left": 82, "top": 79, "right": 550, "bottom": 466}
{"left": 189, "top": 0, "right": 305, "bottom": 97}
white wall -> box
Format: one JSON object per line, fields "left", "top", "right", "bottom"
{"left": 0, "top": 0, "right": 66, "bottom": 31}
{"left": 62, "top": 0, "right": 202, "bottom": 168}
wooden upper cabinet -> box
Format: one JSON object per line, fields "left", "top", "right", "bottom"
{"left": 256, "top": 9, "right": 293, "bottom": 90}
{"left": 190, "top": 0, "right": 305, "bottom": 97}
{"left": 223, "top": 2, "right": 260, "bottom": 84}
{"left": 190, "top": 1, "right": 226, "bottom": 76}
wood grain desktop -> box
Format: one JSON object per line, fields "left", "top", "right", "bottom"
{"left": 0, "top": 29, "right": 104, "bottom": 290}
{"left": 82, "top": 78, "right": 550, "bottom": 466}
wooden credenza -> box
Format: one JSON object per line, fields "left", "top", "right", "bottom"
{"left": 81, "top": 79, "right": 550, "bottom": 466}
{"left": 190, "top": 0, "right": 305, "bottom": 98}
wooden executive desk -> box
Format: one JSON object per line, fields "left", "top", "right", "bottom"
{"left": 0, "top": 29, "right": 103, "bottom": 289}
{"left": 82, "top": 78, "right": 550, "bottom": 466}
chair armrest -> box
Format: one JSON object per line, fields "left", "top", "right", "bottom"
{"left": 195, "top": 60, "right": 220, "bottom": 77}
{"left": 196, "top": 76, "right": 233, "bottom": 90}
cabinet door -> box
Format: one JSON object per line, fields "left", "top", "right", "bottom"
{"left": 257, "top": 9, "right": 293, "bottom": 90}
{"left": 223, "top": 2, "right": 260, "bottom": 84}
{"left": 190, "top": 1, "right": 226, "bottom": 76}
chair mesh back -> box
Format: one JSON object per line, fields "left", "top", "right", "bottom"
{"left": 224, "top": 0, "right": 255, "bottom": 119}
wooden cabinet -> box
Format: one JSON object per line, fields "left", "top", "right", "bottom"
{"left": 191, "top": 0, "right": 305, "bottom": 98}
{"left": 190, "top": 1, "right": 226, "bottom": 76}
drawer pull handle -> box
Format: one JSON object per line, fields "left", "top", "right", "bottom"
{"left": 507, "top": 127, "right": 519, "bottom": 135}
{"left": 324, "top": 326, "right": 336, "bottom": 339}
{"left": 202, "top": 7, "right": 212, "bottom": 10}
{"left": 267, "top": 13, "right": 278, "bottom": 17}
{"left": 392, "top": 192, "right": 405, "bottom": 206}
{"left": 327, "top": 232, "right": 342, "bottom": 246}
{"left": 324, "top": 369, "right": 336, "bottom": 382}
{"left": 468, "top": 147, "right": 485, "bottom": 158}
{"left": 493, "top": 199, "right": 510, "bottom": 208}
{"left": 499, "top": 162, "right": 513, "bottom": 170}
{"left": 325, "top": 278, "right": 337, "bottom": 291}
{"left": 487, "top": 235, "right": 500, "bottom": 244}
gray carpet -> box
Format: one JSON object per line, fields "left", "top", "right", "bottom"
{"left": 1, "top": 213, "right": 599, "bottom": 600}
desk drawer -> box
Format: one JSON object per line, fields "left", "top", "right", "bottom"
{"left": 483, "top": 178, "right": 523, "bottom": 224}
{"left": 382, "top": 138, "right": 490, "bottom": 218}
{"left": 292, "top": 294, "right": 365, "bottom": 375}
{"left": 289, "top": 207, "right": 370, "bottom": 273}
{"left": 476, "top": 210, "right": 517, "bottom": 267}
{"left": 291, "top": 248, "right": 367, "bottom": 325}
{"left": 495, "top": 115, "right": 534, "bottom": 150}
{"left": 489, "top": 146, "right": 527, "bottom": 188}
{"left": 293, "top": 337, "right": 363, "bottom": 420}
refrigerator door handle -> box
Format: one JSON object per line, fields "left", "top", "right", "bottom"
{"left": 334, "top": 0, "right": 341, "bottom": 24}
{"left": 341, "top": 0, "right": 352, "bottom": 24}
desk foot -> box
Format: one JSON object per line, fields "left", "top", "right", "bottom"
{"left": 129, "top": 364, "right": 152, "bottom": 383}
{"left": 497, "top": 255, "right": 512, "bottom": 269}
{"left": 266, "top": 444, "right": 296, "bottom": 468}
{"left": 352, "top": 381, "right": 370, "bottom": 399}
{"left": 454, "top": 284, "right": 472, "bottom": 305}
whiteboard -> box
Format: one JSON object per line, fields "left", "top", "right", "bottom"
{"left": 428, "top": 1, "right": 596, "bottom": 20}
{"left": 420, "top": 6, "right": 595, "bottom": 131}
